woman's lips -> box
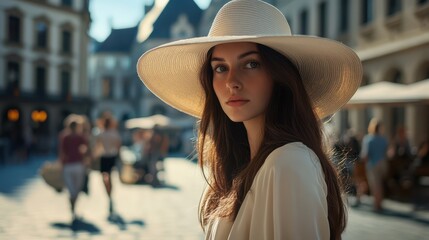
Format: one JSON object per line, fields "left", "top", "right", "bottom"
{"left": 226, "top": 99, "right": 249, "bottom": 106}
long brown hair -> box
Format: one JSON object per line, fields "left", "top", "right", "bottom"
{"left": 198, "top": 43, "right": 346, "bottom": 239}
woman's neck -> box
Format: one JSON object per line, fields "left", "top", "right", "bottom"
{"left": 244, "top": 115, "right": 265, "bottom": 160}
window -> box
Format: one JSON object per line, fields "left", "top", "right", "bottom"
{"left": 300, "top": 9, "right": 308, "bottom": 35}
{"left": 35, "top": 21, "right": 48, "bottom": 49}
{"left": 102, "top": 77, "right": 113, "bottom": 98}
{"left": 122, "top": 77, "right": 130, "bottom": 99}
{"left": 391, "top": 107, "right": 405, "bottom": 135}
{"left": 364, "top": 108, "right": 373, "bottom": 131}
{"left": 287, "top": 17, "right": 293, "bottom": 32}
{"left": 8, "top": 15, "right": 21, "bottom": 44}
{"left": 339, "top": 0, "right": 349, "bottom": 33}
{"left": 61, "top": 70, "right": 71, "bottom": 98}
{"left": 105, "top": 57, "right": 115, "bottom": 69}
{"left": 361, "top": 0, "right": 373, "bottom": 25}
{"left": 151, "top": 105, "right": 166, "bottom": 115}
{"left": 6, "top": 61, "right": 20, "bottom": 95}
{"left": 61, "top": 0, "right": 72, "bottom": 7}
{"left": 35, "top": 65, "right": 46, "bottom": 96}
{"left": 391, "top": 70, "right": 402, "bottom": 83}
{"left": 387, "top": 0, "right": 402, "bottom": 16}
{"left": 318, "top": 2, "right": 327, "bottom": 37}
{"left": 121, "top": 57, "right": 130, "bottom": 69}
{"left": 61, "top": 29, "right": 72, "bottom": 54}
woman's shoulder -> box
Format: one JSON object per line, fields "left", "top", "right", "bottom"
{"left": 262, "top": 142, "right": 321, "bottom": 174}
{"left": 252, "top": 142, "right": 326, "bottom": 193}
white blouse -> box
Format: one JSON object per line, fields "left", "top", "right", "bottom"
{"left": 205, "top": 142, "right": 330, "bottom": 240}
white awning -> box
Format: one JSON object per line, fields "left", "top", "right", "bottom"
{"left": 346, "top": 79, "right": 429, "bottom": 107}
{"left": 125, "top": 114, "right": 195, "bottom": 130}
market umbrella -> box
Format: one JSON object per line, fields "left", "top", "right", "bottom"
{"left": 346, "top": 81, "right": 413, "bottom": 107}
{"left": 125, "top": 114, "right": 172, "bottom": 129}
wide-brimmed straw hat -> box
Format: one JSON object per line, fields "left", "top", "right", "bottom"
{"left": 137, "top": 0, "right": 363, "bottom": 119}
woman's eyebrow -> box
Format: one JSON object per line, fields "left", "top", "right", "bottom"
{"left": 211, "top": 51, "right": 260, "bottom": 62}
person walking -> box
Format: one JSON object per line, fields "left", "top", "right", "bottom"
{"left": 95, "top": 117, "right": 122, "bottom": 215}
{"left": 360, "top": 118, "right": 389, "bottom": 212}
{"left": 59, "top": 117, "right": 88, "bottom": 221}
{"left": 145, "top": 125, "right": 164, "bottom": 186}
{"left": 136, "top": 0, "right": 362, "bottom": 238}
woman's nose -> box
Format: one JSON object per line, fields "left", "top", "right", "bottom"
{"left": 226, "top": 71, "right": 242, "bottom": 90}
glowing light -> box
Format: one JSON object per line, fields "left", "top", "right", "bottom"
{"left": 31, "top": 110, "right": 48, "bottom": 122}
{"left": 7, "top": 109, "right": 20, "bottom": 122}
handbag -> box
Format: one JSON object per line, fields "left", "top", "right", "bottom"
{"left": 39, "top": 161, "right": 64, "bottom": 192}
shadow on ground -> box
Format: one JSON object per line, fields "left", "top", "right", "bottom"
{"left": 51, "top": 218, "right": 101, "bottom": 234}
{"left": 108, "top": 213, "right": 145, "bottom": 231}
{"left": 351, "top": 201, "right": 429, "bottom": 225}
{"left": 0, "top": 155, "right": 55, "bottom": 195}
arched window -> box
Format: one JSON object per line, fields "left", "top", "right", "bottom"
{"left": 318, "top": 1, "right": 327, "bottom": 37}
{"left": 361, "top": 0, "right": 373, "bottom": 25}
{"left": 5, "top": 54, "right": 22, "bottom": 96}
{"left": 34, "top": 59, "right": 48, "bottom": 97}
{"left": 415, "top": 60, "right": 429, "bottom": 81}
{"left": 34, "top": 16, "right": 50, "bottom": 50}
{"left": 339, "top": 0, "right": 349, "bottom": 33}
{"left": 6, "top": 7, "right": 23, "bottom": 45}
{"left": 60, "top": 23, "right": 74, "bottom": 55}
{"left": 59, "top": 64, "right": 72, "bottom": 99}
{"left": 387, "top": 0, "right": 402, "bottom": 16}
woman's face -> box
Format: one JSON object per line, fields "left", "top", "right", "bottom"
{"left": 211, "top": 42, "right": 273, "bottom": 123}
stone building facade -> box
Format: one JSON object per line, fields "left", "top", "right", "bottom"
{"left": 0, "top": 0, "right": 91, "bottom": 158}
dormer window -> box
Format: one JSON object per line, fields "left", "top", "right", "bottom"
{"left": 171, "top": 15, "right": 194, "bottom": 40}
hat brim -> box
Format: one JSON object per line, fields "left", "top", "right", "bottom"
{"left": 137, "top": 35, "right": 362, "bottom": 119}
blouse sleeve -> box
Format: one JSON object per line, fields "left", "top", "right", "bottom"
{"left": 247, "top": 143, "right": 330, "bottom": 240}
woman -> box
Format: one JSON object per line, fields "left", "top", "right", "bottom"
{"left": 137, "top": 0, "right": 362, "bottom": 239}
{"left": 95, "top": 117, "right": 122, "bottom": 215}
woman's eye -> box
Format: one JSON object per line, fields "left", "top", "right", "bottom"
{"left": 214, "top": 65, "right": 227, "bottom": 73}
{"left": 245, "top": 61, "right": 260, "bottom": 69}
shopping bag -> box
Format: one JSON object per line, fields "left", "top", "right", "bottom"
{"left": 81, "top": 170, "right": 90, "bottom": 194}
{"left": 39, "top": 161, "right": 64, "bottom": 192}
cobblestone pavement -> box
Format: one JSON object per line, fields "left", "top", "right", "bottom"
{"left": 1, "top": 156, "right": 428, "bottom": 240}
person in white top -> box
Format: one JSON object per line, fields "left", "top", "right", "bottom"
{"left": 136, "top": 0, "right": 362, "bottom": 239}
{"left": 95, "top": 117, "right": 122, "bottom": 215}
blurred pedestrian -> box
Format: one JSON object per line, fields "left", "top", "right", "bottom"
{"left": 144, "top": 125, "right": 164, "bottom": 186}
{"left": 387, "top": 125, "right": 413, "bottom": 194}
{"left": 94, "top": 117, "right": 122, "bottom": 215}
{"left": 360, "top": 118, "right": 388, "bottom": 212}
{"left": 136, "top": 0, "right": 362, "bottom": 238}
{"left": 59, "top": 116, "right": 88, "bottom": 221}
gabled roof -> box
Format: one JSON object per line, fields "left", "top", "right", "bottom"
{"left": 149, "top": 0, "right": 203, "bottom": 39}
{"left": 95, "top": 26, "right": 138, "bottom": 53}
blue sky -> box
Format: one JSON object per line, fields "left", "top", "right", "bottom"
{"left": 89, "top": 0, "right": 211, "bottom": 42}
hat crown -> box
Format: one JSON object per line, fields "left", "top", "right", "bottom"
{"left": 208, "top": 0, "right": 292, "bottom": 37}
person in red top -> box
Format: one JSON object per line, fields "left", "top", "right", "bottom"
{"left": 59, "top": 118, "right": 88, "bottom": 221}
